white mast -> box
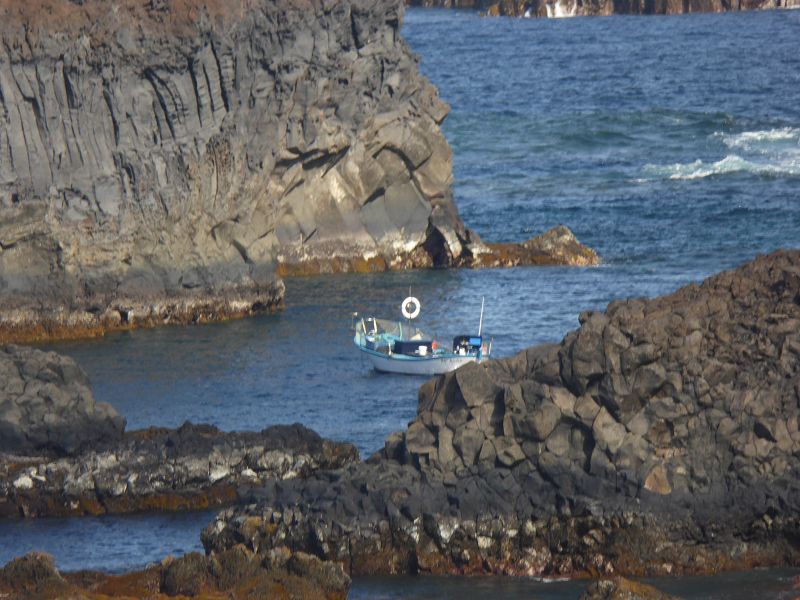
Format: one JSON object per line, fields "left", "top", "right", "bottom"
{"left": 478, "top": 296, "right": 485, "bottom": 337}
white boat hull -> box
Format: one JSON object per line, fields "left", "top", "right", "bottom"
{"left": 361, "top": 350, "right": 479, "bottom": 375}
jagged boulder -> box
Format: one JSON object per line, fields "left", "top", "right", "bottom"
{"left": 0, "top": 345, "right": 124, "bottom": 455}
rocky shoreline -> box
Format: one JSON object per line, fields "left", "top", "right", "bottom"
{"left": 202, "top": 249, "right": 800, "bottom": 578}
{"left": 0, "top": 550, "right": 350, "bottom": 600}
{"left": 0, "top": 343, "right": 358, "bottom": 597}
{"left": 1, "top": 422, "right": 358, "bottom": 519}
{"left": 408, "top": 0, "right": 800, "bottom": 17}
{"left": 0, "top": 345, "right": 358, "bottom": 518}
{"left": 0, "top": 550, "right": 693, "bottom": 599}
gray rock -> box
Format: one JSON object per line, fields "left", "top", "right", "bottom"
{"left": 0, "top": 345, "right": 124, "bottom": 455}
{"left": 0, "top": 0, "right": 599, "bottom": 344}
{"left": 0, "top": 0, "right": 465, "bottom": 339}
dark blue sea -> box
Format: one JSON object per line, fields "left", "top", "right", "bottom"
{"left": 3, "top": 7, "right": 800, "bottom": 597}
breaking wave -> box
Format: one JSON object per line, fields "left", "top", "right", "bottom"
{"left": 716, "top": 127, "right": 800, "bottom": 152}
{"left": 642, "top": 127, "right": 800, "bottom": 181}
{"left": 644, "top": 155, "right": 800, "bottom": 180}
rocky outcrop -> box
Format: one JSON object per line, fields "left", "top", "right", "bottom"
{"left": 203, "top": 249, "right": 800, "bottom": 577}
{"left": 0, "top": 549, "right": 349, "bottom": 599}
{"left": 472, "top": 225, "right": 598, "bottom": 268}
{"left": 1, "top": 421, "right": 358, "bottom": 518}
{"left": 0, "top": 0, "right": 597, "bottom": 344}
{"left": 409, "top": 0, "right": 800, "bottom": 16}
{"left": 0, "top": 344, "right": 357, "bottom": 517}
{"left": 0, "top": 345, "right": 124, "bottom": 455}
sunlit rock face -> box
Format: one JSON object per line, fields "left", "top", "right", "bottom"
{"left": 0, "top": 0, "right": 460, "bottom": 340}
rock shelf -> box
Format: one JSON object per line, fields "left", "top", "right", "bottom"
{"left": 1, "top": 422, "right": 358, "bottom": 518}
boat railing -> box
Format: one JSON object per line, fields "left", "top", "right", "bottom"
{"left": 357, "top": 317, "right": 427, "bottom": 341}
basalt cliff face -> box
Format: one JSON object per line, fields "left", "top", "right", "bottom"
{"left": 0, "top": 0, "right": 597, "bottom": 344}
{"left": 204, "top": 250, "right": 800, "bottom": 577}
{"left": 0, "top": 0, "right": 445, "bottom": 341}
{"left": 408, "top": 0, "right": 800, "bottom": 17}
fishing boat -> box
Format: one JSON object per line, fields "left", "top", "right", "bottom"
{"left": 353, "top": 296, "right": 491, "bottom": 375}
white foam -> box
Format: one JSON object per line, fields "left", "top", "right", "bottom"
{"left": 643, "top": 154, "right": 800, "bottom": 181}
{"left": 546, "top": 0, "right": 577, "bottom": 18}
{"left": 641, "top": 126, "right": 800, "bottom": 181}
{"left": 717, "top": 127, "right": 800, "bottom": 151}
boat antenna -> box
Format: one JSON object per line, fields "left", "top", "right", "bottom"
{"left": 478, "top": 296, "right": 485, "bottom": 337}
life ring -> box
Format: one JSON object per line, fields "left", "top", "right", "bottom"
{"left": 401, "top": 296, "right": 421, "bottom": 320}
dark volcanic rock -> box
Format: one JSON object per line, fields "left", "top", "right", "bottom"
{"left": 203, "top": 250, "right": 800, "bottom": 577}
{"left": 0, "top": 421, "right": 358, "bottom": 518}
{"left": 0, "top": 345, "right": 124, "bottom": 455}
{"left": 408, "top": 0, "right": 800, "bottom": 16}
{"left": 0, "top": 0, "right": 596, "bottom": 344}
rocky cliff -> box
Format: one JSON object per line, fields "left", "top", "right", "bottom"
{"left": 203, "top": 249, "right": 800, "bottom": 577}
{"left": 0, "top": 0, "right": 443, "bottom": 340}
{"left": 0, "top": 0, "right": 596, "bottom": 343}
{"left": 409, "top": 0, "right": 800, "bottom": 16}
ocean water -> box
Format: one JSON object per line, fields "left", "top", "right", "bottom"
{"left": 2, "top": 7, "right": 799, "bottom": 596}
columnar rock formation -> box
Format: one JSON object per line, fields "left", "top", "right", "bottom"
{"left": 0, "top": 0, "right": 597, "bottom": 343}
{"left": 203, "top": 250, "right": 800, "bottom": 577}
{"left": 408, "top": 0, "right": 800, "bottom": 16}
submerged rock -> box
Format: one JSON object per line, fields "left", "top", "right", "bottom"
{"left": 0, "top": 345, "right": 124, "bottom": 455}
{"left": 579, "top": 577, "right": 680, "bottom": 600}
{"left": 203, "top": 249, "right": 800, "bottom": 577}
